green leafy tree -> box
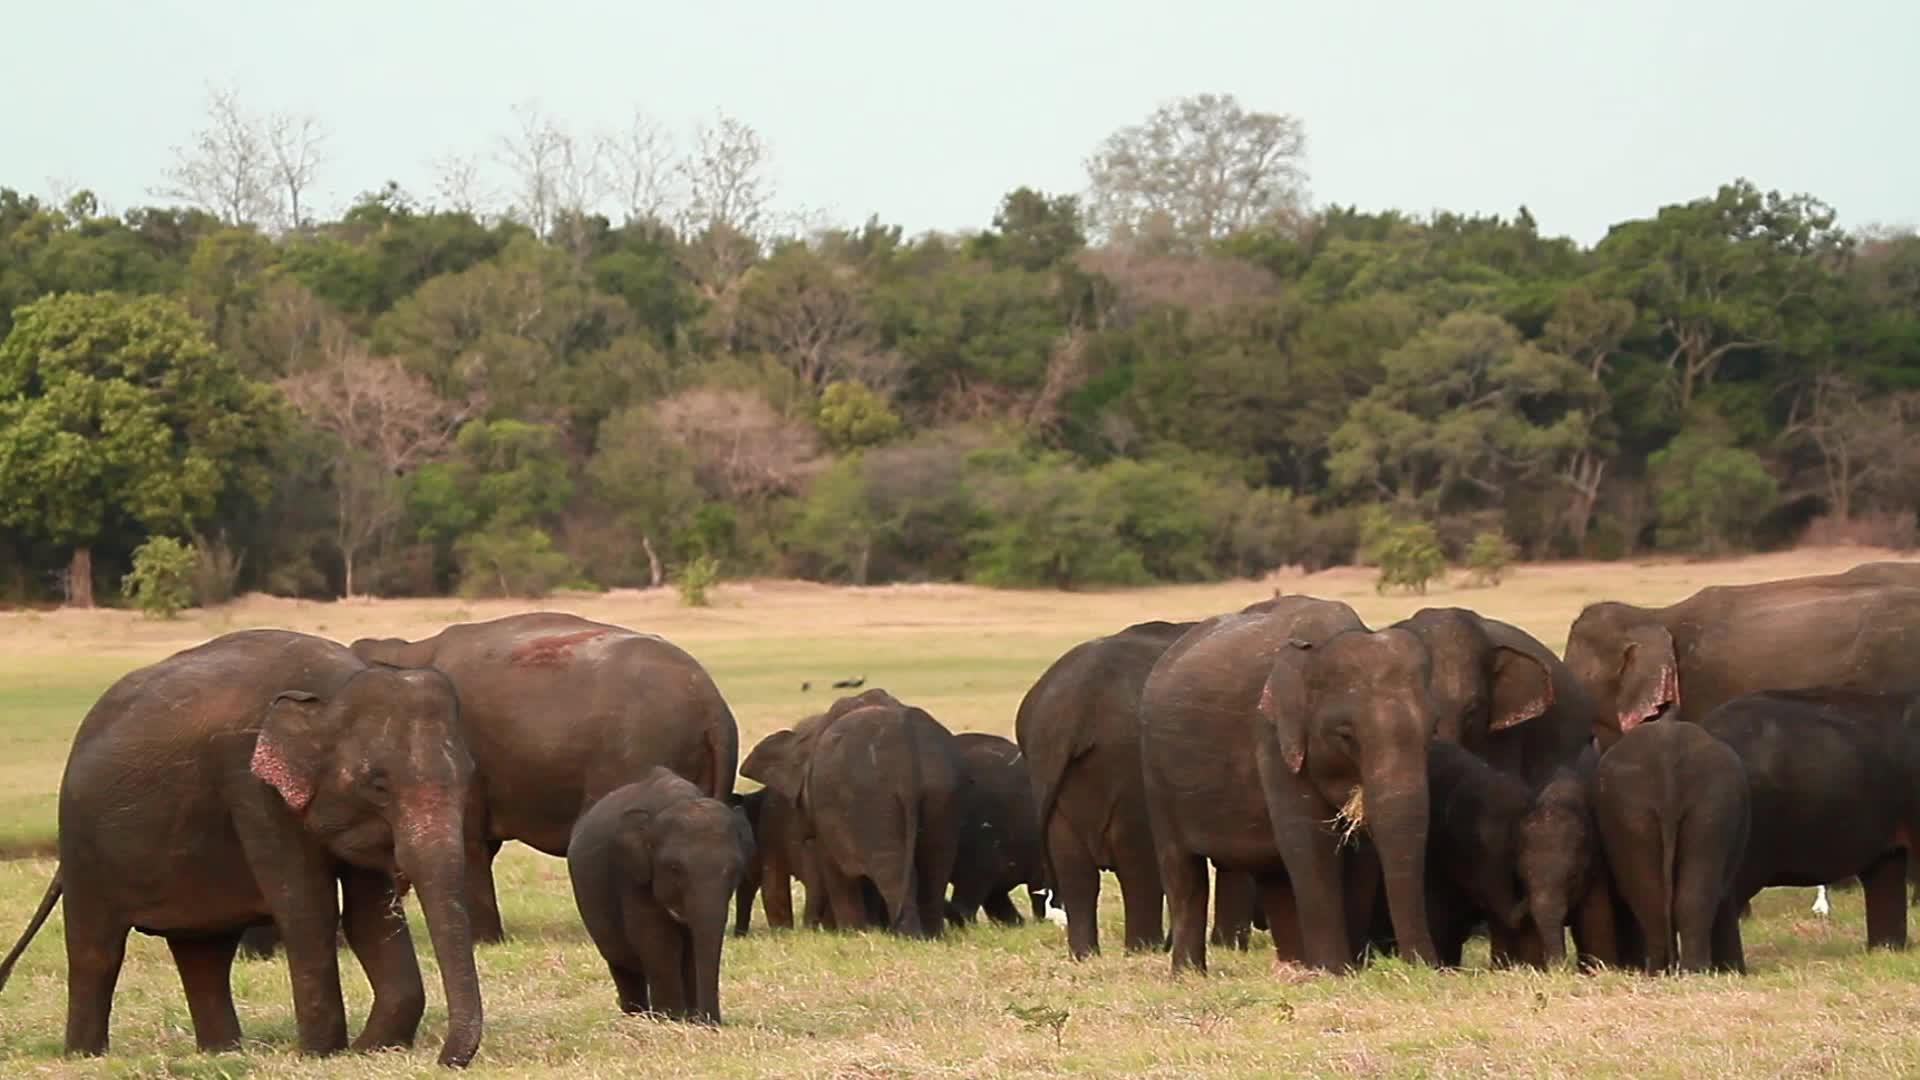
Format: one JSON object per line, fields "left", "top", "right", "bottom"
{"left": 121, "top": 535, "right": 197, "bottom": 617}
{"left": 816, "top": 380, "right": 902, "bottom": 449}
{"left": 1649, "top": 411, "right": 1779, "bottom": 554}
{"left": 0, "top": 292, "right": 280, "bottom": 606}
{"left": 964, "top": 449, "right": 1148, "bottom": 588}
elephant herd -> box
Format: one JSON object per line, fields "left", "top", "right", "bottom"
{"left": 5, "top": 561, "right": 1920, "bottom": 1068}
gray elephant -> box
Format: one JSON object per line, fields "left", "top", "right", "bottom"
{"left": 947, "top": 733, "right": 1047, "bottom": 927}
{"left": 740, "top": 690, "right": 965, "bottom": 938}
{"left": 0, "top": 630, "right": 483, "bottom": 1067}
{"left": 568, "top": 768, "right": 754, "bottom": 1023}
{"left": 730, "top": 786, "right": 828, "bottom": 934}
{"left": 1593, "top": 720, "right": 1751, "bottom": 973}
{"left": 1563, "top": 574, "right": 1920, "bottom": 747}
{"left": 347, "top": 612, "right": 739, "bottom": 944}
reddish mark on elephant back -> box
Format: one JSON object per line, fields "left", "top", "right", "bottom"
{"left": 509, "top": 628, "right": 612, "bottom": 666}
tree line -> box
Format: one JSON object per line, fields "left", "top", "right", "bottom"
{"left": 2, "top": 90, "right": 1917, "bottom": 607}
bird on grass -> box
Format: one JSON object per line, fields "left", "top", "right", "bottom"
{"left": 831, "top": 675, "right": 866, "bottom": 689}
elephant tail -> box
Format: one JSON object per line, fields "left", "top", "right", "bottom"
{"left": 0, "top": 865, "right": 62, "bottom": 993}
{"left": 707, "top": 722, "right": 736, "bottom": 801}
{"left": 888, "top": 785, "right": 922, "bottom": 936}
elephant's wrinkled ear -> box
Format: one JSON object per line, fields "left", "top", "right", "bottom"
{"left": 251, "top": 690, "right": 326, "bottom": 815}
{"left": 1261, "top": 642, "right": 1314, "bottom": 774}
{"left": 740, "top": 730, "right": 806, "bottom": 801}
{"left": 615, "top": 808, "right": 656, "bottom": 884}
{"left": 1617, "top": 626, "right": 1679, "bottom": 733}
{"left": 1489, "top": 646, "right": 1555, "bottom": 732}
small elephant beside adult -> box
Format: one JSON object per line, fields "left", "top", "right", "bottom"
{"left": 0, "top": 630, "right": 484, "bottom": 1067}
{"left": 348, "top": 612, "right": 740, "bottom": 943}
{"left": 568, "top": 768, "right": 754, "bottom": 1023}
{"left": 946, "top": 733, "right": 1048, "bottom": 928}
{"left": 730, "top": 787, "right": 830, "bottom": 935}
{"left": 1564, "top": 566, "right": 1920, "bottom": 747}
{"left": 741, "top": 690, "right": 965, "bottom": 938}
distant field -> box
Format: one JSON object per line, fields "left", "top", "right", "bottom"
{"left": 0, "top": 547, "right": 1914, "bottom": 1076}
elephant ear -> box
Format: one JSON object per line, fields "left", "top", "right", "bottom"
{"left": 1260, "top": 640, "right": 1316, "bottom": 774}
{"left": 740, "top": 729, "right": 807, "bottom": 801}
{"left": 1617, "top": 625, "right": 1679, "bottom": 733}
{"left": 1488, "top": 645, "right": 1555, "bottom": 732}
{"left": 250, "top": 690, "right": 330, "bottom": 815}
{"left": 614, "top": 807, "right": 657, "bottom": 886}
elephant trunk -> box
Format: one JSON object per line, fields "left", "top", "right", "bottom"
{"left": 1533, "top": 898, "right": 1569, "bottom": 968}
{"left": 396, "top": 820, "right": 484, "bottom": 1067}
{"left": 690, "top": 901, "right": 729, "bottom": 1024}
{"left": 1362, "top": 762, "right": 1438, "bottom": 967}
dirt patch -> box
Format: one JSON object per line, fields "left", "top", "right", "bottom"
{"left": 509, "top": 628, "right": 614, "bottom": 666}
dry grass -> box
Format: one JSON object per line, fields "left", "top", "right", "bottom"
{"left": 0, "top": 547, "right": 1916, "bottom": 1077}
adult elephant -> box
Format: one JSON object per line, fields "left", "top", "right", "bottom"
{"left": 1141, "top": 596, "right": 1558, "bottom": 974}
{"left": 739, "top": 690, "right": 964, "bottom": 938}
{"left": 1401, "top": 608, "right": 1596, "bottom": 787}
{"left": 349, "top": 612, "right": 739, "bottom": 943}
{"left": 0, "top": 630, "right": 483, "bottom": 1067}
{"left": 1562, "top": 577, "right": 1920, "bottom": 748}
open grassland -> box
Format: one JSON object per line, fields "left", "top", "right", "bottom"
{"left": 1, "top": 548, "right": 1917, "bottom": 1077}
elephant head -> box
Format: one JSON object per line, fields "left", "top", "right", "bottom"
{"left": 1514, "top": 768, "right": 1598, "bottom": 967}
{"left": 248, "top": 665, "right": 483, "bottom": 1066}
{"left": 741, "top": 690, "right": 913, "bottom": 804}
{"left": 348, "top": 635, "right": 433, "bottom": 668}
{"left": 1399, "top": 608, "right": 1555, "bottom": 747}
{"left": 616, "top": 779, "right": 756, "bottom": 1023}
{"left": 1563, "top": 603, "right": 1679, "bottom": 746}
{"left": 1260, "top": 628, "right": 1441, "bottom": 966}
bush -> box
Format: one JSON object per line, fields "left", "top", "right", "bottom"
{"left": 188, "top": 529, "right": 246, "bottom": 606}
{"left": 676, "top": 554, "right": 721, "bottom": 607}
{"left": 453, "top": 527, "right": 574, "bottom": 598}
{"left": 1365, "top": 519, "right": 1447, "bottom": 595}
{"left": 1649, "top": 413, "right": 1779, "bottom": 554}
{"left": 1464, "top": 531, "right": 1516, "bottom": 587}
{"left": 122, "top": 537, "right": 197, "bottom": 618}
{"left": 1800, "top": 511, "right": 1918, "bottom": 551}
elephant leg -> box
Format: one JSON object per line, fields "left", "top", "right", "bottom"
{"left": 236, "top": 829, "right": 351, "bottom": 1055}
{"left": 1862, "top": 849, "right": 1909, "bottom": 950}
{"left": 1709, "top": 896, "right": 1746, "bottom": 974}
{"left": 167, "top": 933, "right": 244, "bottom": 1052}
{"left": 915, "top": 825, "right": 961, "bottom": 942}
{"left": 820, "top": 862, "right": 867, "bottom": 932}
{"left": 1257, "top": 874, "right": 1305, "bottom": 963}
{"left": 759, "top": 848, "right": 794, "bottom": 930}
{"left": 341, "top": 868, "right": 426, "bottom": 1051}
{"left": 609, "top": 964, "right": 651, "bottom": 1015}
{"left": 1341, "top": 849, "right": 1385, "bottom": 964}
{"left": 1158, "top": 846, "right": 1210, "bottom": 974}
{"left": 60, "top": 894, "right": 128, "bottom": 1057}
{"left": 1051, "top": 827, "right": 1103, "bottom": 959}
{"left": 801, "top": 863, "right": 830, "bottom": 930}
{"left": 982, "top": 890, "right": 1022, "bottom": 926}
{"left": 1211, "top": 868, "right": 1256, "bottom": 951}
{"left": 466, "top": 833, "right": 507, "bottom": 946}
{"left": 733, "top": 865, "right": 759, "bottom": 939}
{"left": 628, "top": 903, "right": 689, "bottom": 1019}
{"left": 1571, "top": 877, "right": 1620, "bottom": 972}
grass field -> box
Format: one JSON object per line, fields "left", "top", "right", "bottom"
{"left": 1, "top": 548, "right": 1916, "bottom": 1077}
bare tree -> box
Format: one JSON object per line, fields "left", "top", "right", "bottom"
{"left": 497, "top": 101, "right": 607, "bottom": 253}
{"left": 155, "top": 86, "right": 276, "bottom": 227}
{"left": 264, "top": 111, "right": 327, "bottom": 230}
{"left": 279, "top": 336, "right": 481, "bottom": 597}
{"left": 430, "top": 151, "right": 495, "bottom": 218}
{"left": 651, "top": 388, "right": 822, "bottom": 502}
{"left": 734, "top": 247, "right": 872, "bottom": 387}
{"left": 1786, "top": 373, "right": 1920, "bottom": 523}
{"left": 603, "top": 108, "right": 678, "bottom": 225}
{"left": 678, "top": 110, "right": 774, "bottom": 239}
{"left": 1085, "top": 93, "right": 1309, "bottom": 250}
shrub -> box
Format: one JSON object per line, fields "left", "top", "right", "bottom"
{"left": 122, "top": 536, "right": 197, "bottom": 618}
{"left": 453, "top": 527, "right": 574, "bottom": 598}
{"left": 1464, "top": 531, "right": 1516, "bottom": 587}
{"left": 1367, "top": 520, "right": 1447, "bottom": 595}
{"left": 676, "top": 554, "right": 721, "bottom": 607}
{"left": 188, "top": 530, "right": 246, "bottom": 606}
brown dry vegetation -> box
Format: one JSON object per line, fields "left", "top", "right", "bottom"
{"left": 0, "top": 548, "right": 1916, "bottom": 1077}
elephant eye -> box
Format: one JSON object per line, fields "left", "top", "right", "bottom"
{"left": 365, "top": 767, "right": 392, "bottom": 799}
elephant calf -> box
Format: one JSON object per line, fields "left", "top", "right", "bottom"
{"left": 568, "top": 768, "right": 755, "bottom": 1023}
{"left": 1424, "top": 742, "right": 1598, "bottom": 969}
{"left": 947, "top": 733, "right": 1047, "bottom": 928}
{"left": 1593, "top": 720, "right": 1751, "bottom": 973}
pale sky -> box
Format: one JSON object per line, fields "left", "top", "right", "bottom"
{"left": 5, "top": 0, "right": 1915, "bottom": 246}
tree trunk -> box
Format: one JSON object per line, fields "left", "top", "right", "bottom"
{"left": 643, "top": 535, "right": 664, "bottom": 588}
{"left": 342, "top": 549, "right": 356, "bottom": 599}
{"left": 67, "top": 547, "right": 94, "bottom": 608}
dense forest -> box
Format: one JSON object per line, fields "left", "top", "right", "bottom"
{"left": 2, "top": 91, "right": 1918, "bottom": 607}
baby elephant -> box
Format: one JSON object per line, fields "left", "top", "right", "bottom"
{"left": 1593, "top": 720, "right": 1751, "bottom": 973}
{"left": 568, "top": 768, "right": 756, "bottom": 1023}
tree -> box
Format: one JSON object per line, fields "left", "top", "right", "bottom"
{"left": 734, "top": 244, "right": 874, "bottom": 388}
{"left": 155, "top": 86, "right": 276, "bottom": 228}
{"left": 264, "top": 111, "right": 327, "bottom": 231}
{"left": 976, "top": 187, "right": 1086, "bottom": 272}
{"left": 0, "top": 292, "right": 281, "bottom": 606}
{"left": 1784, "top": 373, "right": 1920, "bottom": 523}
{"left": 278, "top": 334, "right": 479, "bottom": 596}
{"left": 1084, "top": 93, "right": 1308, "bottom": 249}
{"left": 1597, "top": 179, "right": 1849, "bottom": 407}
{"left": 1649, "top": 411, "right": 1778, "bottom": 554}
{"left": 652, "top": 387, "right": 823, "bottom": 503}
{"left": 604, "top": 108, "right": 678, "bottom": 225}
{"left": 586, "top": 405, "right": 702, "bottom": 586}
{"left": 676, "top": 111, "right": 776, "bottom": 304}
{"left": 496, "top": 101, "right": 606, "bottom": 249}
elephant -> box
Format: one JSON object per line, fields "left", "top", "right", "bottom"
{"left": 739, "top": 689, "right": 965, "bottom": 938}
{"left": 1518, "top": 755, "right": 1619, "bottom": 971}
{"left": 1562, "top": 575, "right": 1920, "bottom": 748}
{"left": 729, "top": 787, "right": 829, "bottom": 935}
{"left": 1696, "top": 688, "right": 1920, "bottom": 968}
{"left": 567, "top": 767, "right": 754, "bottom": 1023}
{"left": 347, "top": 612, "right": 739, "bottom": 944}
{"left": 0, "top": 630, "right": 483, "bottom": 1067}
{"left": 1400, "top": 607, "right": 1598, "bottom": 786}
{"left": 1422, "top": 741, "right": 1545, "bottom": 968}
{"left": 1018, "top": 618, "right": 1256, "bottom": 959}
{"left": 1592, "top": 720, "right": 1751, "bottom": 973}
{"left": 1142, "top": 596, "right": 1433, "bottom": 974}
{"left": 946, "top": 733, "right": 1047, "bottom": 928}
